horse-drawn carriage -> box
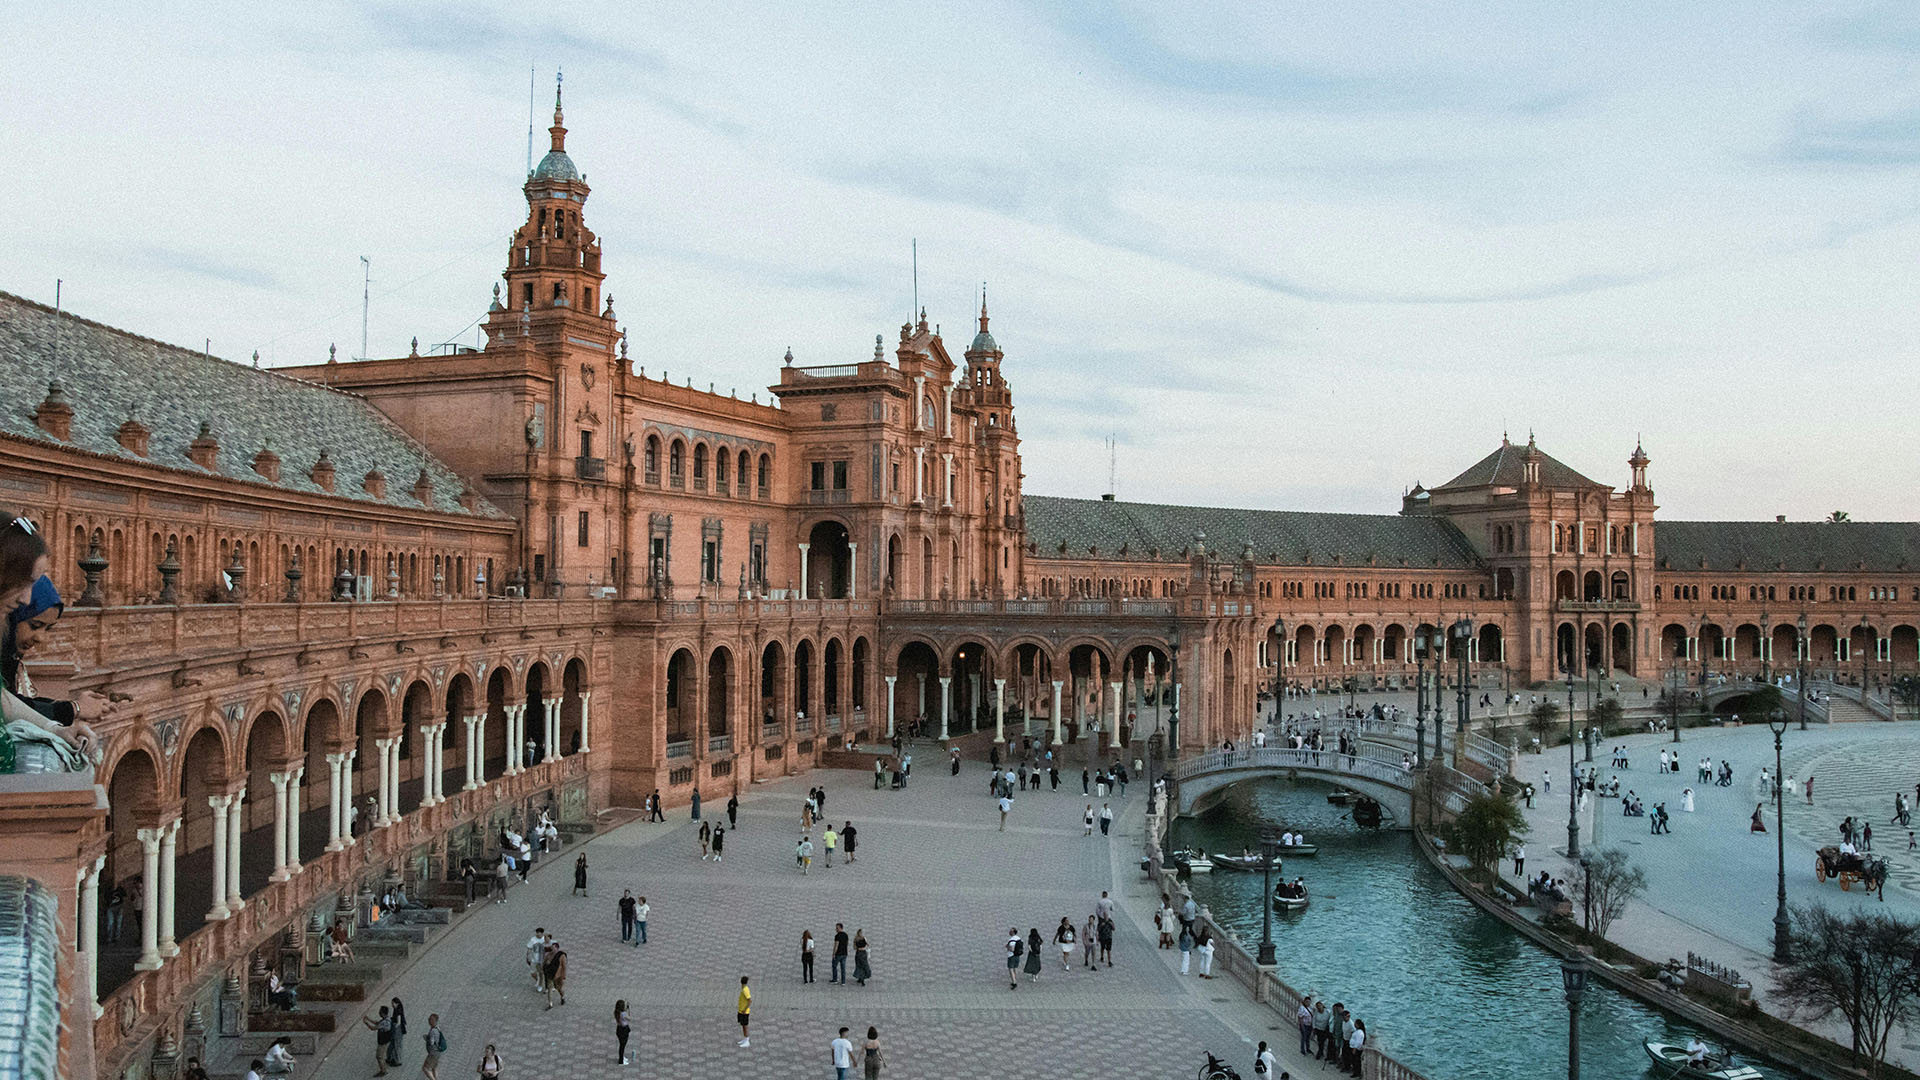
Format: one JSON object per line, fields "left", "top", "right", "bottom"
{"left": 1815, "top": 846, "right": 1888, "bottom": 897}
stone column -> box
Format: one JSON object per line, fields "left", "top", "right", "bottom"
{"left": 206, "top": 794, "right": 232, "bottom": 920}
{"left": 389, "top": 738, "right": 403, "bottom": 816}
{"left": 226, "top": 788, "right": 246, "bottom": 912}
{"left": 578, "top": 691, "right": 593, "bottom": 754}
{"left": 938, "top": 676, "right": 952, "bottom": 740}
{"left": 286, "top": 766, "right": 303, "bottom": 875}
{"left": 847, "top": 544, "right": 858, "bottom": 600}
{"left": 325, "top": 752, "right": 347, "bottom": 850}
{"left": 940, "top": 453, "right": 954, "bottom": 507}
{"left": 913, "top": 448, "right": 925, "bottom": 502}
{"left": 423, "top": 725, "right": 441, "bottom": 805}
{"left": 134, "top": 827, "right": 164, "bottom": 970}
{"left": 545, "top": 696, "right": 560, "bottom": 762}
{"left": 1173, "top": 683, "right": 1183, "bottom": 750}
{"left": 80, "top": 855, "right": 103, "bottom": 1016}
{"left": 373, "top": 738, "right": 394, "bottom": 826}
{"left": 1110, "top": 681, "right": 1123, "bottom": 747}
{"left": 798, "top": 543, "right": 811, "bottom": 600}
{"left": 158, "top": 818, "right": 180, "bottom": 957}
{"left": 464, "top": 715, "right": 481, "bottom": 790}
{"left": 994, "top": 678, "right": 1006, "bottom": 743}
{"left": 505, "top": 706, "right": 523, "bottom": 775}
{"left": 268, "top": 772, "right": 291, "bottom": 881}
{"left": 884, "top": 676, "right": 897, "bottom": 737}
{"left": 1051, "top": 680, "right": 1064, "bottom": 744}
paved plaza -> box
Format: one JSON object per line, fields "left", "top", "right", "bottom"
{"left": 302, "top": 757, "right": 1305, "bottom": 1080}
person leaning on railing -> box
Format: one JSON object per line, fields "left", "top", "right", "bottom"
{"left": 0, "top": 517, "right": 109, "bottom": 773}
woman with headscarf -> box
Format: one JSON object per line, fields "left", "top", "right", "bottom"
{"left": 1, "top": 569, "right": 100, "bottom": 772}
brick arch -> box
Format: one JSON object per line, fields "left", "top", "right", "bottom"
{"left": 239, "top": 706, "right": 292, "bottom": 768}
{"left": 101, "top": 743, "right": 166, "bottom": 824}
{"left": 997, "top": 634, "right": 1060, "bottom": 673}
{"left": 173, "top": 715, "right": 236, "bottom": 794}
{"left": 886, "top": 634, "right": 943, "bottom": 673}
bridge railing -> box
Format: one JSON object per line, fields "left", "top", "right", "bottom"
{"left": 1174, "top": 746, "right": 1491, "bottom": 817}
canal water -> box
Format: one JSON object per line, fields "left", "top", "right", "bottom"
{"left": 1171, "top": 778, "right": 1798, "bottom": 1080}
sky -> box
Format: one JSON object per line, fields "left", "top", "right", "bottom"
{"left": 4, "top": 3, "right": 1918, "bottom": 521}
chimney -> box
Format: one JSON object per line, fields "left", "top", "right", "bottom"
{"left": 187, "top": 420, "right": 220, "bottom": 470}
{"left": 252, "top": 439, "right": 282, "bottom": 482}
{"left": 1776, "top": 515, "right": 1786, "bottom": 523}
{"left": 116, "top": 415, "right": 152, "bottom": 457}
{"left": 310, "top": 449, "right": 336, "bottom": 492}
{"left": 31, "top": 380, "right": 73, "bottom": 441}
{"left": 411, "top": 468, "right": 433, "bottom": 505}
{"left": 458, "top": 487, "right": 479, "bottom": 513}
{"left": 363, "top": 468, "right": 387, "bottom": 499}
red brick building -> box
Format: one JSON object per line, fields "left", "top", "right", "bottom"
{"left": 0, "top": 91, "right": 1914, "bottom": 1077}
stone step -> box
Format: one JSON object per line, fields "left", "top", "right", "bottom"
{"left": 296, "top": 982, "right": 367, "bottom": 1002}
{"left": 297, "top": 961, "right": 386, "bottom": 984}
{"left": 349, "top": 942, "right": 414, "bottom": 962}
{"left": 359, "top": 925, "right": 430, "bottom": 945}
{"left": 232, "top": 1032, "right": 322, "bottom": 1054}
{"left": 244, "top": 1010, "right": 335, "bottom": 1033}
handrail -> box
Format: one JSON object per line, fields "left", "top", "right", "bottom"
{"left": 1172, "top": 746, "right": 1489, "bottom": 815}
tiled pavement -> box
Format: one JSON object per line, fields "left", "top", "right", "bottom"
{"left": 303, "top": 758, "right": 1305, "bottom": 1080}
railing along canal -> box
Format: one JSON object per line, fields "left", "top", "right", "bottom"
{"left": 1173, "top": 746, "right": 1489, "bottom": 814}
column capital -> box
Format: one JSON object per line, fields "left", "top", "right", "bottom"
{"left": 290, "top": 764, "right": 305, "bottom": 782}
{"left": 268, "top": 771, "right": 290, "bottom": 789}
{"left": 885, "top": 675, "right": 898, "bottom": 685}
{"left": 326, "top": 750, "right": 348, "bottom": 766}
{"left": 993, "top": 677, "right": 1006, "bottom": 687}
{"left": 939, "top": 675, "right": 952, "bottom": 686}
{"left": 207, "top": 793, "right": 232, "bottom": 812}
{"left": 1052, "top": 679, "right": 1064, "bottom": 688}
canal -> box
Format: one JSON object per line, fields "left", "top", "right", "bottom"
{"left": 1170, "top": 778, "right": 1798, "bottom": 1080}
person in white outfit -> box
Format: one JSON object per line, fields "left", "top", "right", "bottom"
{"left": 1682, "top": 788, "right": 1695, "bottom": 812}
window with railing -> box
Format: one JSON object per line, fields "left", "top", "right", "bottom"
{"left": 708, "top": 734, "right": 731, "bottom": 753}
{"left": 667, "top": 740, "right": 692, "bottom": 758}
{"left": 669, "top": 766, "right": 694, "bottom": 786}
{"left": 710, "top": 759, "right": 733, "bottom": 779}
{"left": 764, "top": 745, "right": 784, "bottom": 761}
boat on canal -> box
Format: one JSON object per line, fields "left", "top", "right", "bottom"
{"left": 1173, "top": 848, "right": 1214, "bottom": 873}
{"left": 1214, "top": 852, "right": 1283, "bottom": 871}
{"left": 1643, "top": 1041, "right": 1765, "bottom": 1080}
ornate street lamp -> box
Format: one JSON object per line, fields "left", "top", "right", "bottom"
{"left": 1167, "top": 627, "right": 1182, "bottom": 758}
{"left": 1857, "top": 619, "right": 1872, "bottom": 694}
{"left": 1796, "top": 615, "right": 1809, "bottom": 731}
{"left": 1270, "top": 616, "right": 1286, "bottom": 734}
{"left": 1565, "top": 670, "right": 1580, "bottom": 859}
{"left": 1413, "top": 626, "right": 1430, "bottom": 768}
{"left": 1452, "top": 618, "right": 1474, "bottom": 770}
{"left": 1562, "top": 954, "right": 1588, "bottom": 1080}
{"left": 1769, "top": 711, "right": 1791, "bottom": 963}
{"left": 1257, "top": 827, "right": 1280, "bottom": 966}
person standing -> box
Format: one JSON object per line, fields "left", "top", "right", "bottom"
{"left": 619, "top": 889, "right": 637, "bottom": 943}
{"left": 832, "top": 1027, "right": 856, "bottom": 1080}
{"left": 699, "top": 820, "right": 712, "bottom": 860}
{"left": 1178, "top": 922, "right": 1193, "bottom": 975}
{"left": 420, "top": 1013, "right": 446, "bottom": 1080}
{"left": 1097, "top": 912, "right": 1114, "bottom": 967}
{"left": 852, "top": 929, "right": 870, "bottom": 986}
{"left": 105, "top": 881, "right": 126, "bottom": 943}
{"left": 525, "top": 928, "right": 547, "bottom": 989}
{"left": 950, "top": 747, "right": 961, "bottom": 776}
{"left": 1156, "top": 897, "right": 1174, "bottom": 949}
{"left": 493, "top": 854, "right": 511, "bottom": 903}
{"left": 461, "top": 861, "right": 477, "bottom": 905}
{"left": 1055, "top": 916, "right": 1076, "bottom": 971}
{"left": 1345, "top": 1018, "right": 1367, "bottom": 1076}
{"left": 726, "top": 792, "right": 739, "bottom": 828}
{"left": 1082, "top": 768, "right": 1090, "bottom": 795}
{"left": 1313, "top": 1000, "right": 1333, "bottom": 1060}
{"left": 822, "top": 824, "right": 838, "bottom": 867}
{"left": 613, "top": 1000, "right": 631, "bottom": 1066}
{"left": 1084, "top": 804, "right": 1095, "bottom": 836}
{"left": 386, "top": 998, "right": 408, "bottom": 1067}
{"left": 841, "top": 821, "right": 858, "bottom": 863}
{"left": 831, "top": 923, "right": 850, "bottom": 984}
{"left": 572, "top": 853, "right": 588, "bottom": 897}
{"left": 635, "top": 896, "right": 649, "bottom": 944}
{"left": 1297, "top": 998, "right": 1314, "bottom": 1056}
{"left": 360, "top": 1006, "right": 393, "bottom": 1076}
{"left": 1023, "top": 928, "right": 1043, "bottom": 982}
{"left": 1099, "top": 803, "right": 1113, "bottom": 836}
{"left": 1512, "top": 843, "right": 1525, "bottom": 878}
{"left": 801, "top": 930, "right": 816, "bottom": 983}
{"left": 862, "top": 1026, "right": 885, "bottom": 1079}
{"left": 874, "top": 758, "right": 885, "bottom": 789}
{"left": 691, "top": 788, "right": 702, "bottom": 820}
{"left": 711, "top": 826, "right": 727, "bottom": 862}
{"left": 999, "top": 794, "right": 1012, "bottom": 831}
{"left": 1006, "top": 928, "right": 1023, "bottom": 989}
{"left": 1083, "top": 914, "right": 1098, "bottom": 969}
{"left": 735, "top": 976, "right": 752, "bottom": 1048}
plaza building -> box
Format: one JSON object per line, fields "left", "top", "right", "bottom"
{"left": 1, "top": 89, "right": 1917, "bottom": 1077}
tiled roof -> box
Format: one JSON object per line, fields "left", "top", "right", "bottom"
{"left": 1024, "top": 495, "right": 1484, "bottom": 569}
{"left": 1436, "top": 439, "right": 1602, "bottom": 491}
{"left": 1656, "top": 521, "right": 1920, "bottom": 574}
{"left": 0, "top": 291, "right": 506, "bottom": 519}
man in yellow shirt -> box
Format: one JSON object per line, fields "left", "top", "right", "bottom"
{"left": 736, "top": 975, "right": 752, "bottom": 1047}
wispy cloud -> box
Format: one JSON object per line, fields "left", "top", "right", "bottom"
{"left": 138, "top": 246, "right": 279, "bottom": 290}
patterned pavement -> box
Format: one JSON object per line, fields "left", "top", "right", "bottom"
{"left": 302, "top": 760, "right": 1290, "bottom": 1080}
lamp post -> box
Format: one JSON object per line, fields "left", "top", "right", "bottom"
{"left": 1580, "top": 854, "right": 1593, "bottom": 934}
{"left": 1562, "top": 954, "right": 1588, "bottom": 1080}
{"left": 1769, "top": 712, "right": 1791, "bottom": 963}
{"left": 1270, "top": 617, "right": 1285, "bottom": 735}
{"left": 1167, "top": 627, "right": 1182, "bottom": 759}
{"left": 1566, "top": 670, "right": 1581, "bottom": 859}
{"left": 1413, "top": 627, "right": 1430, "bottom": 768}
{"left": 1583, "top": 669, "right": 1595, "bottom": 763}
{"left": 1857, "top": 620, "right": 1871, "bottom": 694}
{"left": 1797, "top": 615, "right": 1808, "bottom": 731}
{"left": 1452, "top": 618, "right": 1473, "bottom": 771}
{"left": 1257, "top": 828, "right": 1279, "bottom": 966}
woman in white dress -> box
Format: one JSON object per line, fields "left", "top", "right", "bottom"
{"left": 1681, "top": 788, "right": 1695, "bottom": 812}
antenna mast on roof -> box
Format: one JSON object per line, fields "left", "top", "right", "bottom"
{"left": 911, "top": 239, "right": 918, "bottom": 324}
{"left": 51, "top": 279, "right": 62, "bottom": 381}
{"left": 358, "top": 256, "right": 371, "bottom": 361}
{"left": 527, "top": 66, "right": 536, "bottom": 174}
{"left": 1104, "top": 434, "right": 1117, "bottom": 501}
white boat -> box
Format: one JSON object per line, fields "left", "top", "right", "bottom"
{"left": 1643, "top": 1041, "right": 1764, "bottom": 1080}
{"left": 1173, "top": 848, "right": 1214, "bottom": 873}
{"left": 1214, "top": 852, "right": 1283, "bottom": 872}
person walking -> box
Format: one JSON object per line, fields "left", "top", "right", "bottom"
{"left": 841, "top": 821, "right": 857, "bottom": 863}
{"left": 1178, "top": 922, "right": 1194, "bottom": 975}
{"left": 1083, "top": 803, "right": 1095, "bottom": 835}
{"left": 477, "top": 1044, "right": 501, "bottom": 1079}
{"left": 635, "top": 896, "right": 649, "bottom": 944}
{"left": 493, "top": 854, "right": 510, "bottom": 904}
{"left": 710, "top": 825, "right": 726, "bottom": 862}
{"left": 649, "top": 789, "right": 664, "bottom": 822}
{"left": 797, "top": 835, "right": 814, "bottom": 874}
{"left": 1256, "top": 1040, "right": 1277, "bottom": 1077}
{"left": 526, "top": 928, "right": 547, "bottom": 990}
{"left": 699, "top": 820, "right": 712, "bottom": 860}
{"left": 1006, "top": 928, "right": 1024, "bottom": 989}
{"left": 1097, "top": 912, "right": 1114, "bottom": 966}
{"left": 831, "top": 923, "right": 850, "bottom": 984}
{"left": 822, "top": 824, "right": 838, "bottom": 867}
{"left": 801, "top": 930, "right": 816, "bottom": 983}
{"left": 543, "top": 949, "right": 567, "bottom": 1008}
{"left": 862, "top": 1026, "right": 885, "bottom": 1079}
{"left": 386, "top": 998, "right": 408, "bottom": 1067}
{"left": 874, "top": 758, "right": 886, "bottom": 789}
{"left": 360, "top": 1006, "right": 393, "bottom": 1076}
{"left": 833, "top": 1027, "right": 857, "bottom": 1080}
{"left": 735, "top": 976, "right": 752, "bottom": 1047}
{"left": 999, "top": 794, "right": 1012, "bottom": 831}
{"left": 726, "top": 792, "right": 739, "bottom": 828}
{"left": 1022, "top": 928, "right": 1044, "bottom": 982}
{"left": 420, "top": 1013, "right": 446, "bottom": 1079}
{"left": 1099, "top": 803, "right": 1113, "bottom": 836}
{"left": 1083, "top": 914, "right": 1098, "bottom": 969}
{"left": 1055, "top": 916, "right": 1076, "bottom": 971}
{"left": 619, "top": 889, "right": 637, "bottom": 943}
{"left": 572, "top": 853, "right": 588, "bottom": 897}
{"left": 852, "top": 929, "right": 870, "bottom": 986}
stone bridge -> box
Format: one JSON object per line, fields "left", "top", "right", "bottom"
{"left": 1699, "top": 680, "right": 1833, "bottom": 722}
{"left": 1169, "top": 745, "right": 1489, "bottom": 829}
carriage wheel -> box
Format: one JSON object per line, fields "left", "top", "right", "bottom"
{"left": 1842, "top": 876, "right": 1852, "bottom": 892}
{"left": 1815, "top": 863, "right": 1825, "bottom": 882}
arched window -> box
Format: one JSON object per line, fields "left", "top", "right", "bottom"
{"left": 644, "top": 435, "right": 660, "bottom": 476}
{"left": 922, "top": 396, "right": 937, "bottom": 430}
{"left": 693, "top": 444, "right": 709, "bottom": 487}
{"left": 757, "top": 454, "right": 771, "bottom": 494}
{"left": 669, "top": 440, "right": 685, "bottom": 485}
{"left": 738, "top": 451, "right": 751, "bottom": 496}
{"left": 715, "top": 446, "right": 730, "bottom": 492}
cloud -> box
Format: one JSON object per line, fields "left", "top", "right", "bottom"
{"left": 137, "top": 246, "right": 279, "bottom": 290}
{"left": 1780, "top": 110, "right": 1920, "bottom": 167}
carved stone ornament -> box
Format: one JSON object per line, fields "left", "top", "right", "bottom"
{"left": 153, "top": 717, "right": 183, "bottom": 758}
{"left": 580, "top": 362, "right": 596, "bottom": 391}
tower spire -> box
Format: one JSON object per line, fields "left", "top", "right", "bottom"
{"left": 978, "top": 282, "right": 990, "bottom": 334}
{"left": 549, "top": 69, "right": 566, "bottom": 152}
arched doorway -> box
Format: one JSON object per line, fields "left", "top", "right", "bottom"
{"left": 707, "top": 647, "right": 733, "bottom": 751}
{"left": 1478, "top": 624, "right": 1504, "bottom": 665}
{"left": 824, "top": 639, "right": 844, "bottom": 721}
{"left": 352, "top": 689, "right": 387, "bottom": 833}
{"left": 101, "top": 747, "right": 162, "bottom": 992}
{"left": 760, "top": 642, "right": 786, "bottom": 733}
{"left": 793, "top": 641, "right": 815, "bottom": 721}
{"left": 562, "top": 658, "right": 587, "bottom": 754}
{"left": 398, "top": 680, "right": 433, "bottom": 817}
{"left": 1066, "top": 643, "right": 1114, "bottom": 743}
{"left": 1584, "top": 622, "right": 1604, "bottom": 672}
{"left": 483, "top": 669, "right": 510, "bottom": 781}
{"left": 1556, "top": 570, "right": 1576, "bottom": 600}
{"left": 525, "top": 663, "right": 550, "bottom": 764}
{"left": 1556, "top": 622, "right": 1576, "bottom": 674}
{"left": 893, "top": 642, "right": 940, "bottom": 737}
{"left": 445, "top": 673, "right": 474, "bottom": 796}
{"left": 951, "top": 641, "right": 991, "bottom": 735}
{"left": 238, "top": 710, "right": 287, "bottom": 900}
{"left": 178, "top": 724, "right": 232, "bottom": 939}
{"left": 851, "top": 637, "right": 871, "bottom": 733}
{"left": 665, "top": 649, "right": 697, "bottom": 749}
{"left": 1661, "top": 624, "right": 1688, "bottom": 662}
{"left": 1611, "top": 622, "right": 1633, "bottom": 675}
{"left": 805, "top": 521, "right": 852, "bottom": 599}
{"left": 298, "top": 699, "right": 340, "bottom": 863}
{"left": 1583, "top": 571, "right": 1602, "bottom": 601}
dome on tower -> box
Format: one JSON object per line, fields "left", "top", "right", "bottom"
{"left": 967, "top": 286, "right": 999, "bottom": 355}
{"left": 532, "top": 149, "right": 579, "bottom": 182}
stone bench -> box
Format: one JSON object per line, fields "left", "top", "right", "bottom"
{"left": 298, "top": 961, "right": 386, "bottom": 984}
{"left": 244, "top": 1010, "right": 335, "bottom": 1033}
{"left": 232, "top": 1033, "right": 320, "bottom": 1054}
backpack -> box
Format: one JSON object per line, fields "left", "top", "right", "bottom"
{"left": 432, "top": 1030, "right": 447, "bottom": 1054}
{"left": 1012, "top": 938, "right": 1024, "bottom": 958}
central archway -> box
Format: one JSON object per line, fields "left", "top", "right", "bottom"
{"left": 805, "top": 521, "right": 852, "bottom": 599}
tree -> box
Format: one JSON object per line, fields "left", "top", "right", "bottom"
{"left": 1742, "top": 684, "right": 1784, "bottom": 722}
{"left": 1590, "top": 696, "right": 1623, "bottom": 739}
{"left": 1570, "top": 848, "right": 1646, "bottom": 939}
{"left": 1826, "top": 510, "right": 1852, "bottom": 522}
{"left": 1892, "top": 675, "right": 1920, "bottom": 723}
{"left": 1527, "top": 700, "right": 1562, "bottom": 749}
{"left": 1774, "top": 905, "right": 1920, "bottom": 1076}
{"left": 1449, "top": 790, "right": 1529, "bottom": 881}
